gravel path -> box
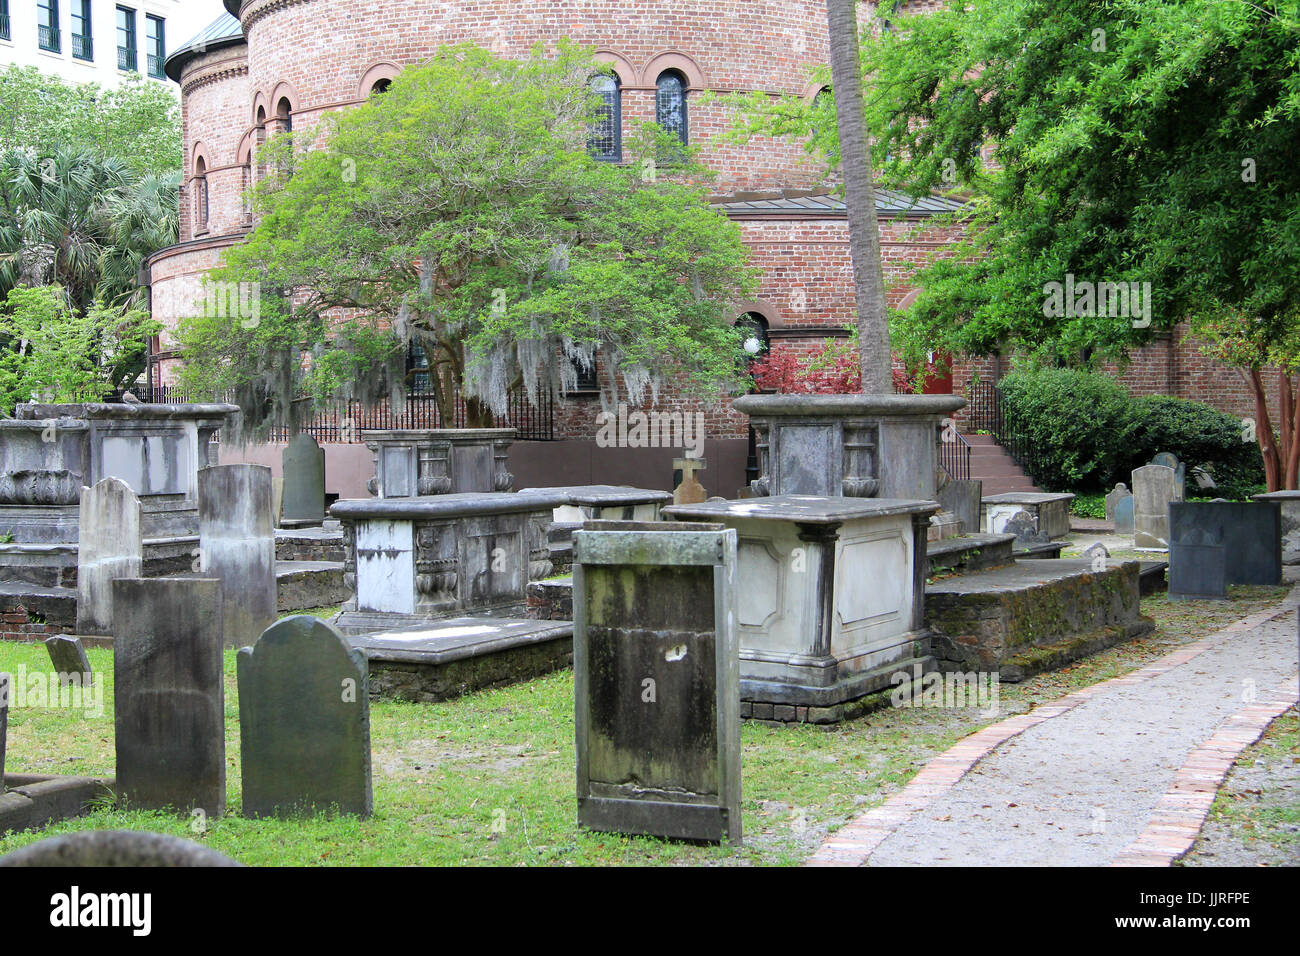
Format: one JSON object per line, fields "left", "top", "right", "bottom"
{"left": 865, "top": 594, "right": 1300, "bottom": 867}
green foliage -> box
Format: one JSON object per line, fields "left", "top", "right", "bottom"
{"left": 0, "top": 66, "right": 181, "bottom": 176}
{"left": 1069, "top": 493, "right": 1106, "bottom": 519}
{"left": 998, "top": 367, "right": 1266, "bottom": 495}
{"left": 0, "top": 149, "right": 180, "bottom": 312}
{"left": 0, "top": 285, "right": 160, "bottom": 414}
{"left": 176, "top": 43, "right": 757, "bottom": 438}
{"left": 998, "top": 367, "right": 1136, "bottom": 491}
{"left": 1123, "top": 395, "right": 1265, "bottom": 499}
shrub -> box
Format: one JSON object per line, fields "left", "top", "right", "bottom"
{"left": 997, "top": 368, "right": 1135, "bottom": 492}
{"left": 1122, "top": 395, "right": 1265, "bottom": 499}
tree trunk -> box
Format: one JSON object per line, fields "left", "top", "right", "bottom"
{"left": 826, "top": 0, "right": 893, "bottom": 394}
{"left": 466, "top": 396, "right": 495, "bottom": 429}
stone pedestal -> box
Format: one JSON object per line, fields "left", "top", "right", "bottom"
{"left": 981, "top": 492, "right": 1075, "bottom": 540}
{"left": 1251, "top": 490, "right": 1300, "bottom": 565}
{"left": 734, "top": 394, "right": 966, "bottom": 501}
{"left": 0, "top": 402, "right": 234, "bottom": 588}
{"left": 362, "top": 429, "right": 515, "bottom": 498}
{"left": 330, "top": 491, "right": 566, "bottom": 633}
{"left": 664, "top": 495, "right": 938, "bottom": 721}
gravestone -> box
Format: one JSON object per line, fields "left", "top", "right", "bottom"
{"left": 1, "top": 672, "right": 9, "bottom": 788}
{"left": 1168, "top": 524, "right": 1226, "bottom": 601}
{"left": 1083, "top": 542, "right": 1110, "bottom": 571}
{"left": 1113, "top": 494, "right": 1135, "bottom": 535}
{"left": 271, "top": 476, "right": 285, "bottom": 528}
{"left": 199, "top": 464, "right": 277, "bottom": 649}
{"left": 238, "top": 616, "right": 372, "bottom": 819}
{"left": 281, "top": 433, "right": 326, "bottom": 524}
{"left": 1104, "top": 483, "right": 1131, "bottom": 524}
{"left": 1151, "top": 452, "right": 1186, "bottom": 498}
{"left": 1132, "top": 463, "right": 1181, "bottom": 549}
{"left": 936, "top": 478, "right": 982, "bottom": 535}
{"left": 75, "top": 477, "right": 142, "bottom": 635}
{"left": 0, "top": 830, "right": 241, "bottom": 867}
{"left": 672, "top": 457, "right": 708, "bottom": 505}
{"left": 45, "top": 636, "right": 92, "bottom": 685}
{"left": 1170, "top": 501, "right": 1281, "bottom": 586}
{"left": 112, "top": 577, "right": 225, "bottom": 816}
{"left": 573, "top": 521, "right": 740, "bottom": 843}
{"left": 1252, "top": 491, "right": 1300, "bottom": 564}
{"left": 1004, "top": 510, "right": 1048, "bottom": 544}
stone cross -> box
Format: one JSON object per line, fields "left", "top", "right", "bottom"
{"left": 199, "top": 464, "right": 278, "bottom": 648}
{"left": 76, "top": 477, "right": 142, "bottom": 636}
{"left": 237, "top": 616, "right": 372, "bottom": 819}
{"left": 673, "top": 457, "right": 708, "bottom": 505}
{"left": 112, "top": 577, "right": 226, "bottom": 816}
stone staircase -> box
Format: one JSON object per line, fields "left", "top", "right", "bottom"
{"left": 962, "top": 434, "right": 1044, "bottom": 495}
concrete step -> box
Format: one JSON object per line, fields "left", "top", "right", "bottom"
{"left": 981, "top": 478, "right": 1043, "bottom": 494}
{"left": 961, "top": 434, "right": 1000, "bottom": 445}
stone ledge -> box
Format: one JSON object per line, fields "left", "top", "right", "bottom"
{"left": 0, "top": 774, "right": 113, "bottom": 836}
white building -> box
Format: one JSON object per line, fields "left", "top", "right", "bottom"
{"left": 0, "top": 1, "right": 225, "bottom": 92}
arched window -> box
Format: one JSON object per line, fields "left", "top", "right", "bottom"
{"left": 588, "top": 74, "right": 621, "bottom": 162}
{"left": 194, "top": 157, "right": 209, "bottom": 232}
{"left": 656, "top": 71, "right": 688, "bottom": 146}
{"left": 275, "top": 97, "right": 293, "bottom": 135}
{"left": 369, "top": 78, "right": 392, "bottom": 97}
{"left": 811, "top": 87, "right": 832, "bottom": 140}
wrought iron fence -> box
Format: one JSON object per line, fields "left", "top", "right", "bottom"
{"left": 964, "top": 377, "right": 1049, "bottom": 486}
{"left": 0, "top": 14, "right": 11, "bottom": 42}
{"left": 939, "top": 429, "right": 971, "bottom": 481}
{"left": 72, "top": 32, "right": 92, "bottom": 60}
{"left": 129, "top": 384, "right": 556, "bottom": 443}
{"left": 38, "top": 23, "right": 60, "bottom": 52}
{"left": 118, "top": 46, "right": 136, "bottom": 71}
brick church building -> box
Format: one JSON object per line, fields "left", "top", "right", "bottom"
{"left": 146, "top": 0, "right": 1264, "bottom": 497}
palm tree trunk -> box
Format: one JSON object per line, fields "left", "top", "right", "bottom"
{"left": 826, "top": 0, "right": 893, "bottom": 394}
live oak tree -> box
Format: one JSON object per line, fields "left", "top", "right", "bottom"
{"left": 858, "top": 0, "right": 1299, "bottom": 490}
{"left": 177, "top": 43, "right": 757, "bottom": 437}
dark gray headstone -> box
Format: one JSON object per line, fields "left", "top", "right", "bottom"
{"left": 237, "top": 616, "right": 372, "bottom": 819}
{"left": 45, "top": 636, "right": 92, "bottom": 685}
{"left": 1170, "top": 501, "right": 1281, "bottom": 587}
{"left": 1169, "top": 524, "right": 1227, "bottom": 600}
{"left": 936, "top": 479, "right": 982, "bottom": 535}
{"left": 573, "top": 521, "right": 740, "bottom": 844}
{"left": 777, "top": 425, "right": 837, "bottom": 497}
{"left": 1114, "top": 494, "right": 1135, "bottom": 535}
{"left": 282, "top": 433, "right": 326, "bottom": 522}
{"left": 0, "top": 830, "right": 241, "bottom": 867}
{"left": 112, "top": 577, "right": 225, "bottom": 816}
{"left": 1, "top": 672, "right": 9, "bottom": 789}
{"left": 76, "top": 477, "right": 142, "bottom": 635}
{"left": 199, "top": 464, "right": 277, "bottom": 648}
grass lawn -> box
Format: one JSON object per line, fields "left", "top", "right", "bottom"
{"left": 0, "top": 584, "right": 1289, "bottom": 866}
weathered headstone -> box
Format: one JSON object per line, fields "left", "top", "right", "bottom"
{"left": 45, "top": 636, "right": 92, "bottom": 685}
{"left": 112, "top": 577, "right": 225, "bottom": 816}
{"left": 1252, "top": 490, "right": 1300, "bottom": 565}
{"left": 199, "top": 464, "right": 277, "bottom": 649}
{"left": 271, "top": 476, "right": 285, "bottom": 528}
{"left": 1004, "top": 510, "right": 1048, "bottom": 544}
{"left": 1132, "top": 463, "right": 1179, "bottom": 549}
{"left": 1114, "top": 494, "right": 1135, "bottom": 535}
{"left": 1104, "top": 482, "right": 1132, "bottom": 524}
{"left": 281, "top": 433, "right": 326, "bottom": 523}
{"left": 75, "top": 477, "right": 142, "bottom": 635}
{"left": 0, "top": 830, "right": 241, "bottom": 867}
{"left": 672, "top": 457, "right": 708, "bottom": 505}
{"left": 936, "top": 478, "right": 983, "bottom": 535}
{"left": 573, "top": 521, "right": 740, "bottom": 843}
{"left": 1168, "top": 524, "right": 1226, "bottom": 600}
{"left": 1083, "top": 541, "right": 1110, "bottom": 571}
{"left": 237, "top": 616, "right": 372, "bottom": 819}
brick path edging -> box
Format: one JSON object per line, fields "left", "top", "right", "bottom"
{"left": 806, "top": 598, "right": 1299, "bottom": 868}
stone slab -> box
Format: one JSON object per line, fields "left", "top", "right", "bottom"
{"left": 199, "top": 464, "right": 277, "bottom": 649}
{"left": 75, "top": 478, "right": 142, "bottom": 635}
{"left": 282, "top": 433, "right": 326, "bottom": 523}
{"left": 664, "top": 495, "right": 940, "bottom": 525}
{"left": 982, "top": 492, "right": 1075, "bottom": 539}
{"left": 112, "top": 577, "right": 225, "bottom": 816}
{"left": 936, "top": 479, "right": 983, "bottom": 535}
{"left": 1252, "top": 490, "right": 1300, "bottom": 565}
{"left": 349, "top": 617, "right": 573, "bottom": 702}
{"left": 45, "top": 636, "right": 92, "bottom": 684}
{"left": 237, "top": 615, "right": 372, "bottom": 818}
{"left": 1170, "top": 501, "right": 1281, "bottom": 587}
